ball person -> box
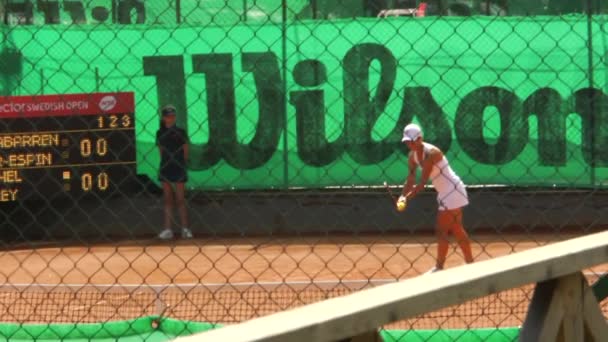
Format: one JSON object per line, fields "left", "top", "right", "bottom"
{"left": 156, "top": 105, "right": 193, "bottom": 240}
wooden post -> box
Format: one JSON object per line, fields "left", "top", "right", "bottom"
{"left": 520, "top": 272, "right": 608, "bottom": 342}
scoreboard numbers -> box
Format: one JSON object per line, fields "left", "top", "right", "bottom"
{"left": 80, "top": 138, "right": 108, "bottom": 157}
{"left": 80, "top": 172, "right": 109, "bottom": 192}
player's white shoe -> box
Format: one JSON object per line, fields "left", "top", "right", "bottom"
{"left": 181, "top": 228, "right": 193, "bottom": 239}
{"left": 158, "top": 229, "right": 174, "bottom": 240}
{"left": 425, "top": 266, "right": 442, "bottom": 274}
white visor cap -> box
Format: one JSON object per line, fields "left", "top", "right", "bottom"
{"left": 402, "top": 123, "right": 422, "bottom": 142}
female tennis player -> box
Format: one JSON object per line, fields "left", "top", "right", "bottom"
{"left": 156, "top": 105, "right": 193, "bottom": 240}
{"left": 400, "top": 123, "right": 474, "bottom": 273}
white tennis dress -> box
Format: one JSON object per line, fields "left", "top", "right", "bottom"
{"left": 411, "top": 142, "right": 469, "bottom": 211}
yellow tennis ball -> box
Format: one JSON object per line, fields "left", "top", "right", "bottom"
{"left": 396, "top": 200, "right": 407, "bottom": 212}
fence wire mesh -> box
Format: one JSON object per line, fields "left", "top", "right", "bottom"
{"left": 0, "top": 0, "right": 607, "bottom": 341}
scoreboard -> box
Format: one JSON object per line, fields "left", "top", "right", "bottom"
{"left": 0, "top": 92, "right": 135, "bottom": 202}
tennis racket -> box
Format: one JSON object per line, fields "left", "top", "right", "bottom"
{"left": 383, "top": 181, "right": 398, "bottom": 205}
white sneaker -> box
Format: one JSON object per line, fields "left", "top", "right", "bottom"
{"left": 158, "top": 229, "right": 174, "bottom": 240}
{"left": 425, "top": 266, "right": 443, "bottom": 275}
{"left": 181, "top": 228, "right": 193, "bottom": 239}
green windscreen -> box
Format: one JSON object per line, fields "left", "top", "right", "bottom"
{"left": 1, "top": 11, "right": 607, "bottom": 190}
{"left": 0, "top": 317, "right": 215, "bottom": 342}
{"left": 0, "top": 317, "right": 520, "bottom": 342}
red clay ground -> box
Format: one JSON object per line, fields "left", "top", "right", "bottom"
{"left": 0, "top": 233, "right": 606, "bottom": 330}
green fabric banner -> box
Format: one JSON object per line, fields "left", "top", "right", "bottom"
{"left": 0, "top": 317, "right": 519, "bottom": 342}
{"left": 381, "top": 328, "right": 520, "bottom": 342}
{"left": 1, "top": 15, "right": 607, "bottom": 189}
{"left": 0, "top": 317, "right": 216, "bottom": 342}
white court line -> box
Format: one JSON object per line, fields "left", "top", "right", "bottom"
{"left": 1, "top": 243, "right": 436, "bottom": 253}
{"left": 0, "top": 279, "right": 397, "bottom": 291}
{"left": 0, "top": 272, "right": 601, "bottom": 291}
{"left": 2, "top": 240, "right": 575, "bottom": 254}
{"left": 71, "top": 306, "right": 90, "bottom": 311}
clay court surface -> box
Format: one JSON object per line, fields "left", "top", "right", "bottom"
{"left": 0, "top": 233, "right": 606, "bottom": 329}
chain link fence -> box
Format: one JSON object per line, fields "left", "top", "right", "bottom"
{"left": 0, "top": 0, "right": 607, "bottom": 341}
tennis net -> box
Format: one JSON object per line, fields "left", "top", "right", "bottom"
{"left": 2, "top": 275, "right": 605, "bottom": 330}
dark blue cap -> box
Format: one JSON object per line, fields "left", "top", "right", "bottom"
{"left": 161, "top": 105, "right": 176, "bottom": 116}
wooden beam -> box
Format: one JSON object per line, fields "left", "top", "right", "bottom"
{"left": 175, "top": 231, "right": 608, "bottom": 342}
